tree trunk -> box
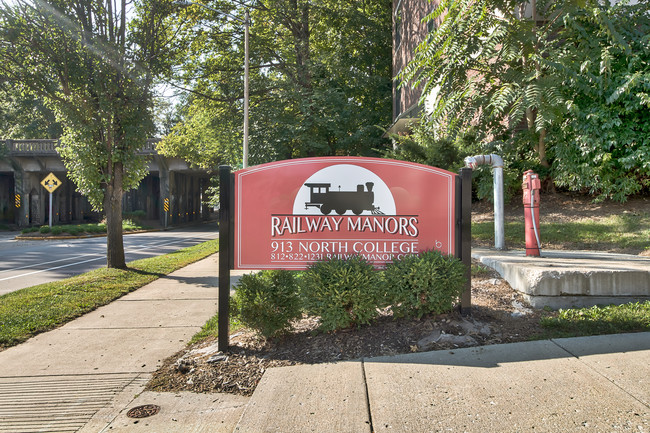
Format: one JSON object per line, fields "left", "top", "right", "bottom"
{"left": 526, "top": 108, "right": 550, "bottom": 168}
{"left": 105, "top": 161, "right": 126, "bottom": 269}
{"left": 537, "top": 128, "right": 550, "bottom": 168}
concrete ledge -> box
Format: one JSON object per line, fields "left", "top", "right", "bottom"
{"left": 522, "top": 294, "right": 650, "bottom": 309}
{"left": 472, "top": 248, "right": 650, "bottom": 309}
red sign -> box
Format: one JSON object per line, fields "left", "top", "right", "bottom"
{"left": 234, "top": 157, "right": 456, "bottom": 269}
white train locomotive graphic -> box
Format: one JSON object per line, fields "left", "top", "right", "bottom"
{"left": 303, "top": 182, "right": 384, "bottom": 215}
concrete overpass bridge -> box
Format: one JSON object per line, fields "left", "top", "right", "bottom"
{"left": 0, "top": 139, "right": 213, "bottom": 228}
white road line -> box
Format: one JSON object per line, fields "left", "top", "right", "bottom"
{"left": 0, "top": 256, "right": 105, "bottom": 282}
{"left": 0, "top": 252, "right": 103, "bottom": 275}
{"left": 0, "top": 238, "right": 189, "bottom": 275}
{"left": 0, "top": 238, "right": 206, "bottom": 283}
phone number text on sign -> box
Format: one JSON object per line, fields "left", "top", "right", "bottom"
{"left": 270, "top": 239, "right": 420, "bottom": 265}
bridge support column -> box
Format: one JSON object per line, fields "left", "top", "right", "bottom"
{"left": 175, "top": 172, "right": 185, "bottom": 223}
{"left": 13, "top": 170, "right": 32, "bottom": 227}
{"left": 157, "top": 156, "right": 170, "bottom": 228}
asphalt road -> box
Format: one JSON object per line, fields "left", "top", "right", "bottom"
{"left": 0, "top": 224, "right": 218, "bottom": 295}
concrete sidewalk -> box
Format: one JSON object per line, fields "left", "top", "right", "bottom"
{"left": 0, "top": 254, "right": 251, "bottom": 433}
{"left": 234, "top": 333, "right": 649, "bottom": 433}
{"left": 0, "top": 253, "right": 648, "bottom": 432}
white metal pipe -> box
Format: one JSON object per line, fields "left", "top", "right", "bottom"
{"left": 464, "top": 154, "right": 505, "bottom": 250}
{"left": 493, "top": 166, "right": 504, "bottom": 249}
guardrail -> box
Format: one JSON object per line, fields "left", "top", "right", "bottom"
{"left": 5, "top": 139, "right": 58, "bottom": 155}
{"left": 3, "top": 138, "right": 161, "bottom": 155}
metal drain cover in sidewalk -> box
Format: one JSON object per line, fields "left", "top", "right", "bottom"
{"left": 127, "top": 404, "right": 161, "bottom": 418}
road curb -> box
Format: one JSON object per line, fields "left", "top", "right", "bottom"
{"left": 14, "top": 228, "right": 163, "bottom": 241}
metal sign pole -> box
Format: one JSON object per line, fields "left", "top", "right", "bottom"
{"left": 164, "top": 198, "right": 169, "bottom": 229}
{"left": 49, "top": 192, "right": 53, "bottom": 228}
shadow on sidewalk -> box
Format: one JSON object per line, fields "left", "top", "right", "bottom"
{"left": 365, "top": 332, "right": 650, "bottom": 368}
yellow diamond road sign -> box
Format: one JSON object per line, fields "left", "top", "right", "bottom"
{"left": 41, "top": 173, "right": 62, "bottom": 193}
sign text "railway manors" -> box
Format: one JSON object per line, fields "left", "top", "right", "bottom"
{"left": 270, "top": 215, "right": 419, "bottom": 237}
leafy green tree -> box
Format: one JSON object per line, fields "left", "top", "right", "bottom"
{"left": 159, "top": 0, "right": 392, "bottom": 169}
{"left": 0, "top": 83, "right": 62, "bottom": 139}
{"left": 550, "top": 1, "right": 650, "bottom": 201}
{"left": 401, "top": 0, "right": 566, "bottom": 168}
{"left": 401, "top": 0, "right": 649, "bottom": 200}
{"left": 385, "top": 124, "right": 466, "bottom": 172}
{"left": 0, "top": 0, "right": 178, "bottom": 268}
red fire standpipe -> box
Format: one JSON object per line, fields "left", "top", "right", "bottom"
{"left": 522, "top": 170, "right": 541, "bottom": 256}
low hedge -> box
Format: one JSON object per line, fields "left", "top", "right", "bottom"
{"left": 300, "top": 255, "right": 384, "bottom": 332}
{"left": 384, "top": 250, "right": 466, "bottom": 318}
{"left": 232, "top": 270, "right": 302, "bottom": 338}
{"left": 232, "top": 252, "right": 466, "bottom": 336}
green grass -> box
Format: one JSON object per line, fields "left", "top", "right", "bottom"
{"left": 20, "top": 220, "right": 153, "bottom": 236}
{"left": 471, "top": 262, "right": 494, "bottom": 277}
{"left": 189, "top": 314, "right": 243, "bottom": 344}
{"left": 472, "top": 212, "right": 650, "bottom": 253}
{"left": 539, "top": 301, "right": 650, "bottom": 339}
{"left": 474, "top": 214, "right": 650, "bottom": 339}
{"left": 0, "top": 239, "right": 218, "bottom": 349}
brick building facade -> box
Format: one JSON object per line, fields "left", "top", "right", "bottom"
{"left": 389, "top": 0, "right": 436, "bottom": 134}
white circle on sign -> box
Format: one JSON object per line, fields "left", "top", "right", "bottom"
{"left": 292, "top": 164, "right": 396, "bottom": 215}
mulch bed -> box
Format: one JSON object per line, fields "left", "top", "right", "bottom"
{"left": 147, "top": 265, "right": 549, "bottom": 397}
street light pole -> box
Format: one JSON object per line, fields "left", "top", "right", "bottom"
{"left": 243, "top": 8, "right": 249, "bottom": 168}
{"left": 176, "top": 1, "right": 249, "bottom": 168}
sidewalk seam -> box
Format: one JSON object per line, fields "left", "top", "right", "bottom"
{"left": 550, "top": 338, "right": 649, "bottom": 408}
{"left": 96, "top": 373, "right": 149, "bottom": 433}
{"left": 361, "top": 359, "right": 375, "bottom": 433}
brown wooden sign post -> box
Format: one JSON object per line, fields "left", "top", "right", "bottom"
{"left": 218, "top": 158, "right": 472, "bottom": 350}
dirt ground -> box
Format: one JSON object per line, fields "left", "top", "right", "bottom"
{"left": 472, "top": 191, "right": 650, "bottom": 224}
{"left": 147, "top": 192, "right": 649, "bottom": 397}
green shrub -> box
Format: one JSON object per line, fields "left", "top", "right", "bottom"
{"left": 51, "top": 226, "right": 63, "bottom": 235}
{"left": 122, "top": 219, "right": 138, "bottom": 231}
{"left": 300, "top": 256, "right": 383, "bottom": 332}
{"left": 384, "top": 250, "right": 466, "bottom": 319}
{"left": 232, "top": 270, "right": 302, "bottom": 338}
{"left": 66, "top": 227, "right": 80, "bottom": 236}
{"left": 123, "top": 210, "right": 146, "bottom": 220}
{"left": 84, "top": 224, "right": 106, "bottom": 233}
{"left": 39, "top": 226, "right": 51, "bottom": 234}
